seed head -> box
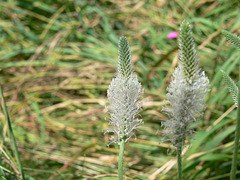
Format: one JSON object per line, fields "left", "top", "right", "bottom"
{"left": 106, "top": 36, "right": 143, "bottom": 144}
{"left": 221, "top": 70, "right": 239, "bottom": 106}
{"left": 117, "top": 36, "right": 133, "bottom": 78}
{"left": 222, "top": 30, "right": 240, "bottom": 49}
{"left": 179, "top": 20, "right": 199, "bottom": 84}
{"left": 162, "top": 21, "right": 210, "bottom": 148}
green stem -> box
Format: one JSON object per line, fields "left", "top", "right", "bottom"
{"left": 177, "top": 146, "right": 182, "bottom": 180}
{"left": 230, "top": 78, "right": 240, "bottom": 180}
{"left": 118, "top": 139, "right": 125, "bottom": 180}
{"left": 0, "top": 85, "right": 25, "bottom": 180}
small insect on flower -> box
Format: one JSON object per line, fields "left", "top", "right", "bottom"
{"left": 106, "top": 36, "right": 144, "bottom": 145}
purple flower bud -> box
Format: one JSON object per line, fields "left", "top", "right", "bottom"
{"left": 167, "top": 31, "right": 178, "bottom": 39}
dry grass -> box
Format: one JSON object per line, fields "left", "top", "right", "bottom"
{"left": 0, "top": 0, "right": 240, "bottom": 179}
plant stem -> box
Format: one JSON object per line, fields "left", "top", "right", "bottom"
{"left": 118, "top": 139, "right": 125, "bottom": 180}
{"left": 0, "top": 85, "right": 25, "bottom": 180}
{"left": 177, "top": 146, "right": 182, "bottom": 180}
{"left": 230, "top": 77, "right": 240, "bottom": 180}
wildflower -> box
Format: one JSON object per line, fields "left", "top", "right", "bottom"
{"left": 162, "top": 21, "right": 209, "bottom": 148}
{"left": 222, "top": 30, "right": 240, "bottom": 49}
{"left": 106, "top": 36, "right": 144, "bottom": 144}
{"left": 221, "top": 70, "right": 238, "bottom": 106}
{"left": 167, "top": 31, "right": 178, "bottom": 39}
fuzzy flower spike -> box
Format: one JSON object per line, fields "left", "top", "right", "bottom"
{"left": 106, "top": 36, "right": 143, "bottom": 179}
{"left": 106, "top": 36, "right": 144, "bottom": 145}
{"left": 162, "top": 20, "right": 209, "bottom": 180}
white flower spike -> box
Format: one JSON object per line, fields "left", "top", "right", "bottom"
{"left": 106, "top": 36, "right": 144, "bottom": 145}
{"left": 162, "top": 21, "right": 210, "bottom": 148}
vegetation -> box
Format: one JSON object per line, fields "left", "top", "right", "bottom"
{"left": 0, "top": 0, "right": 240, "bottom": 179}
{"left": 221, "top": 31, "right": 240, "bottom": 180}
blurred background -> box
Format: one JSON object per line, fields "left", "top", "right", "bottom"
{"left": 0, "top": 0, "right": 240, "bottom": 179}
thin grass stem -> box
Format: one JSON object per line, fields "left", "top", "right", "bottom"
{"left": 0, "top": 85, "right": 25, "bottom": 180}
{"left": 230, "top": 72, "right": 240, "bottom": 180}
{"left": 177, "top": 146, "right": 182, "bottom": 180}
{"left": 118, "top": 139, "right": 125, "bottom": 180}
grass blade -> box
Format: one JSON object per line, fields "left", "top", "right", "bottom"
{"left": 0, "top": 85, "right": 25, "bottom": 180}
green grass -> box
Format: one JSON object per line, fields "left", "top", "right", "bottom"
{"left": 0, "top": 84, "right": 25, "bottom": 179}
{"left": 0, "top": 0, "right": 240, "bottom": 179}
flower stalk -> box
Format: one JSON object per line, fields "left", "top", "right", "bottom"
{"left": 221, "top": 70, "right": 240, "bottom": 180}
{"left": 231, "top": 86, "right": 240, "bottom": 180}
{"left": 222, "top": 30, "right": 240, "bottom": 180}
{"left": 177, "top": 146, "right": 182, "bottom": 180}
{"left": 106, "top": 36, "right": 143, "bottom": 179}
{"left": 118, "top": 139, "right": 125, "bottom": 180}
{"left": 162, "top": 20, "right": 209, "bottom": 179}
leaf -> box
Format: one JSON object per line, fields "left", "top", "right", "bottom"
{"left": 200, "top": 154, "right": 231, "bottom": 161}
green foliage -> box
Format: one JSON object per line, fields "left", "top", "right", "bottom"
{"left": 179, "top": 20, "right": 199, "bottom": 84}
{"left": 0, "top": 0, "right": 240, "bottom": 179}
{"left": 222, "top": 29, "right": 240, "bottom": 180}
{"left": 222, "top": 30, "right": 240, "bottom": 49}
{"left": 117, "top": 36, "right": 133, "bottom": 78}
{"left": 221, "top": 70, "right": 238, "bottom": 105}
{"left": 0, "top": 85, "right": 25, "bottom": 179}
